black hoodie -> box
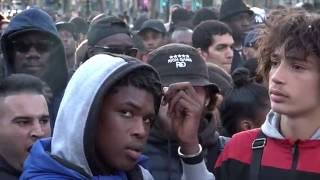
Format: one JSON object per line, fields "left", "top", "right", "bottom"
{"left": 1, "top": 8, "right": 69, "bottom": 127}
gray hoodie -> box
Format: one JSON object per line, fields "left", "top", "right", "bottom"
{"left": 50, "top": 53, "right": 215, "bottom": 179}
{"left": 261, "top": 111, "right": 320, "bottom": 140}
{"left": 51, "top": 54, "right": 157, "bottom": 178}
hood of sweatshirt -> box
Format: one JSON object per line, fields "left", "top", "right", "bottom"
{"left": 1, "top": 8, "right": 68, "bottom": 96}
{"left": 261, "top": 111, "right": 320, "bottom": 140}
{"left": 51, "top": 53, "right": 160, "bottom": 176}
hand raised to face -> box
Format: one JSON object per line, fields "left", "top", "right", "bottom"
{"left": 162, "top": 82, "right": 205, "bottom": 154}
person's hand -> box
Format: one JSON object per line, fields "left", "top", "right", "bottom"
{"left": 163, "top": 82, "right": 204, "bottom": 154}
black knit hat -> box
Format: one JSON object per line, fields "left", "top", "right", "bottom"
{"left": 138, "top": 19, "right": 166, "bottom": 35}
{"left": 219, "top": 0, "right": 253, "bottom": 21}
{"left": 56, "top": 21, "right": 74, "bottom": 32}
{"left": 56, "top": 21, "right": 77, "bottom": 39}
{"left": 69, "top": 16, "right": 88, "bottom": 35}
{"left": 87, "top": 16, "right": 131, "bottom": 46}
{"left": 148, "top": 43, "right": 219, "bottom": 93}
{"left": 171, "top": 8, "right": 194, "bottom": 24}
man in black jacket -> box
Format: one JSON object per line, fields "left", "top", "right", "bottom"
{"left": 145, "top": 43, "right": 228, "bottom": 179}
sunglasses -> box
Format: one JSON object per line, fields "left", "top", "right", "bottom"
{"left": 93, "top": 45, "right": 138, "bottom": 57}
{"left": 229, "top": 13, "right": 255, "bottom": 23}
{"left": 11, "top": 40, "right": 54, "bottom": 53}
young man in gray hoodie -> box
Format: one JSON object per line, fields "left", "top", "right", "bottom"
{"left": 21, "top": 53, "right": 215, "bottom": 180}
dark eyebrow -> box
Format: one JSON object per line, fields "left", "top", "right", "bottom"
{"left": 216, "top": 44, "right": 229, "bottom": 49}
{"left": 12, "top": 116, "right": 33, "bottom": 122}
{"left": 123, "top": 101, "right": 155, "bottom": 115}
{"left": 217, "top": 44, "right": 228, "bottom": 47}
{"left": 123, "top": 101, "right": 140, "bottom": 108}
{"left": 286, "top": 55, "right": 305, "bottom": 61}
{"left": 12, "top": 115, "right": 50, "bottom": 122}
{"left": 284, "top": 53, "right": 308, "bottom": 63}
{"left": 40, "top": 115, "right": 50, "bottom": 119}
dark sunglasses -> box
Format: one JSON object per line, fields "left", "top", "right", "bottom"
{"left": 11, "top": 40, "right": 53, "bottom": 53}
{"left": 93, "top": 45, "right": 138, "bottom": 57}
{"left": 229, "top": 13, "right": 255, "bottom": 23}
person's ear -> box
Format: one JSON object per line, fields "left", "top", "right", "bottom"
{"left": 206, "top": 92, "right": 219, "bottom": 111}
{"left": 197, "top": 48, "right": 208, "bottom": 60}
{"left": 239, "top": 119, "right": 254, "bottom": 131}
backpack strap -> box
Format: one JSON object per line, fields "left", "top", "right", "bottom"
{"left": 249, "top": 130, "right": 267, "bottom": 180}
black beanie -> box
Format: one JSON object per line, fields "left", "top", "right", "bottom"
{"left": 69, "top": 16, "right": 88, "bottom": 35}
{"left": 87, "top": 16, "right": 131, "bottom": 46}
{"left": 172, "top": 8, "right": 194, "bottom": 24}
{"left": 219, "top": 0, "right": 253, "bottom": 21}
{"left": 56, "top": 21, "right": 78, "bottom": 40}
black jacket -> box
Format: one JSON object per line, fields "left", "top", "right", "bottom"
{"left": 144, "top": 114, "right": 229, "bottom": 180}
{"left": 0, "top": 156, "right": 20, "bottom": 180}
{"left": 231, "top": 49, "right": 245, "bottom": 73}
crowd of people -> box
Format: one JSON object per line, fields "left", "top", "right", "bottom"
{"left": 0, "top": 0, "right": 320, "bottom": 179}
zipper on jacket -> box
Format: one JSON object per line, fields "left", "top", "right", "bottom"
{"left": 289, "top": 142, "right": 299, "bottom": 180}
{"left": 291, "top": 142, "right": 299, "bottom": 170}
